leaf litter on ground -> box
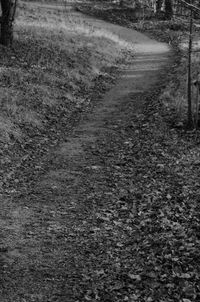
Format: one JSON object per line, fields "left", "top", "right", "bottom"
{"left": 1, "top": 2, "right": 200, "bottom": 302}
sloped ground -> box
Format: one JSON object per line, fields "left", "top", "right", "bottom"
{"left": 0, "top": 1, "right": 133, "bottom": 193}
{"left": 1, "top": 4, "right": 200, "bottom": 302}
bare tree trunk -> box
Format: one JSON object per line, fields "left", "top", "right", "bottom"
{"left": 0, "top": 0, "right": 17, "bottom": 46}
{"left": 187, "top": 10, "right": 193, "bottom": 128}
{"left": 165, "top": 0, "right": 173, "bottom": 19}
{"left": 119, "top": 0, "right": 125, "bottom": 7}
{"left": 156, "top": 0, "right": 164, "bottom": 14}
{"left": 1, "top": 20, "right": 13, "bottom": 46}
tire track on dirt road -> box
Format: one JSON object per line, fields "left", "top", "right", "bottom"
{"left": 0, "top": 18, "right": 171, "bottom": 302}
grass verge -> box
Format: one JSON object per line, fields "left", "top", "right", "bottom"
{"left": 0, "top": 1, "right": 134, "bottom": 192}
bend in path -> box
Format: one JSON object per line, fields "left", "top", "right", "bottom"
{"left": 0, "top": 21, "right": 171, "bottom": 301}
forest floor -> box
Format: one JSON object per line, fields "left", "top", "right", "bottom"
{"left": 0, "top": 2, "right": 200, "bottom": 302}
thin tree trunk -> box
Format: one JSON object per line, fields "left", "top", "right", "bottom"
{"left": 156, "top": 0, "right": 164, "bottom": 14}
{"left": 165, "top": 0, "right": 173, "bottom": 19}
{"left": 187, "top": 10, "right": 193, "bottom": 128}
{"left": 119, "top": 0, "right": 125, "bottom": 8}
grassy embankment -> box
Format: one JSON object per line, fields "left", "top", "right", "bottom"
{"left": 0, "top": 1, "right": 133, "bottom": 191}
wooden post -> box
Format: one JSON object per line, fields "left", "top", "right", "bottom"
{"left": 187, "top": 9, "right": 193, "bottom": 128}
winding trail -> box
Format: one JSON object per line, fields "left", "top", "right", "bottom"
{"left": 0, "top": 16, "right": 171, "bottom": 302}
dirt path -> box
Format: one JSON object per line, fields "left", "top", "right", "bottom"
{"left": 0, "top": 20, "right": 171, "bottom": 301}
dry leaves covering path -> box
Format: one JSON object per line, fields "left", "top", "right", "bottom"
{"left": 1, "top": 17, "right": 199, "bottom": 302}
